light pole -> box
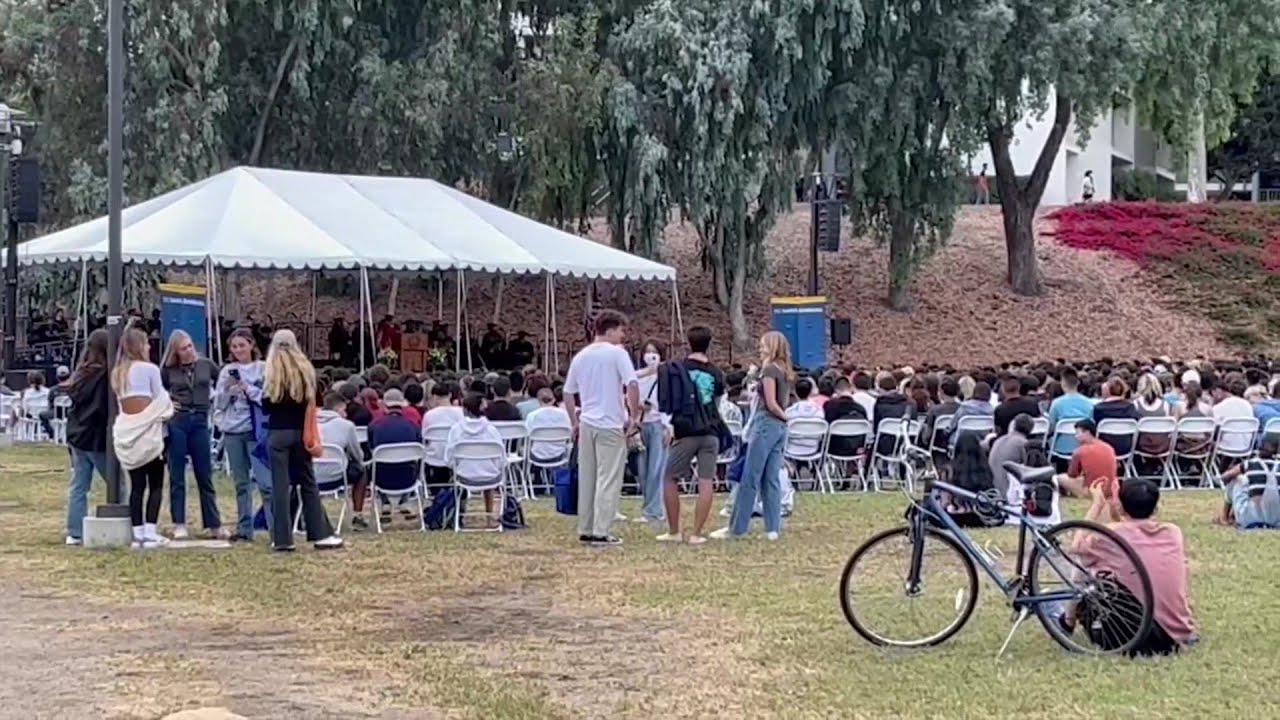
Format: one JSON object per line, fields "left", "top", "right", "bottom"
{"left": 99, "top": 0, "right": 127, "bottom": 512}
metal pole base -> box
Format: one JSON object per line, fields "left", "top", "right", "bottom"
{"left": 95, "top": 503, "right": 130, "bottom": 519}
{"left": 82, "top": 515, "right": 132, "bottom": 548}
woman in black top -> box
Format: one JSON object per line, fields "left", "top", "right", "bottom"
{"left": 63, "top": 329, "right": 111, "bottom": 545}
{"left": 262, "top": 329, "right": 343, "bottom": 552}
{"left": 160, "top": 329, "right": 225, "bottom": 539}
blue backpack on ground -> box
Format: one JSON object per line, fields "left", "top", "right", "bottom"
{"left": 554, "top": 466, "right": 578, "bottom": 515}
{"left": 424, "top": 487, "right": 465, "bottom": 530}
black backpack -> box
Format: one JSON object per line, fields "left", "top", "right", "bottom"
{"left": 655, "top": 360, "right": 711, "bottom": 437}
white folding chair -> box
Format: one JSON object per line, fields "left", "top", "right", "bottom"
{"left": 492, "top": 421, "right": 531, "bottom": 499}
{"left": 927, "top": 414, "right": 954, "bottom": 456}
{"left": 1029, "top": 416, "right": 1051, "bottom": 451}
{"left": 355, "top": 425, "right": 369, "bottom": 445}
{"left": 18, "top": 395, "right": 50, "bottom": 442}
{"left": 870, "top": 418, "right": 922, "bottom": 492}
{"left": 1171, "top": 417, "right": 1217, "bottom": 488}
{"left": 0, "top": 395, "right": 13, "bottom": 433}
{"left": 1133, "top": 417, "right": 1177, "bottom": 488}
{"left": 784, "top": 418, "right": 829, "bottom": 492}
{"left": 299, "top": 443, "right": 352, "bottom": 535}
{"left": 449, "top": 439, "right": 508, "bottom": 532}
{"left": 1096, "top": 419, "right": 1139, "bottom": 479}
{"left": 1262, "top": 417, "right": 1280, "bottom": 446}
{"left": 525, "top": 424, "right": 573, "bottom": 496}
{"left": 1047, "top": 419, "right": 1081, "bottom": 467}
{"left": 949, "top": 415, "right": 993, "bottom": 456}
{"left": 825, "top": 418, "right": 872, "bottom": 491}
{"left": 368, "top": 442, "right": 428, "bottom": 533}
{"left": 1209, "top": 417, "right": 1260, "bottom": 488}
{"left": 51, "top": 395, "right": 72, "bottom": 445}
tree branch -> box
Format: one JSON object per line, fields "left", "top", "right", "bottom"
{"left": 249, "top": 36, "right": 301, "bottom": 166}
{"left": 1024, "top": 89, "right": 1073, "bottom": 206}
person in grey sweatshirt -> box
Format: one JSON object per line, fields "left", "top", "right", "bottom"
{"left": 949, "top": 381, "right": 995, "bottom": 450}
{"left": 214, "top": 328, "right": 270, "bottom": 541}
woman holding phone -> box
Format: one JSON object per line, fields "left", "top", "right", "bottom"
{"left": 214, "top": 328, "right": 271, "bottom": 541}
{"left": 161, "top": 329, "right": 225, "bottom": 540}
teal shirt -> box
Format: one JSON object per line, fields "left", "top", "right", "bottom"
{"left": 1047, "top": 392, "right": 1093, "bottom": 457}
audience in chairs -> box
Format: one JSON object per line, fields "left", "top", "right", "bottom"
{"left": 317, "top": 391, "right": 366, "bottom": 526}
{"left": 445, "top": 393, "right": 506, "bottom": 527}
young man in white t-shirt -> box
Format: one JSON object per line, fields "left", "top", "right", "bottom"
{"left": 525, "top": 388, "right": 571, "bottom": 462}
{"left": 1213, "top": 372, "right": 1256, "bottom": 458}
{"left": 421, "top": 382, "right": 464, "bottom": 492}
{"left": 563, "top": 309, "right": 641, "bottom": 547}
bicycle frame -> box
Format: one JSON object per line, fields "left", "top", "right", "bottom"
{"left": 906, "top": 480, "right": 1081, "bottom": 610}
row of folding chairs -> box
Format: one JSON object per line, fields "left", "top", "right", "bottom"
{"left": 1044, "top": 415, "right": 1276, "bottom": 490}
{"left": 0, "top": 394, "right": 70, "bottom": 443}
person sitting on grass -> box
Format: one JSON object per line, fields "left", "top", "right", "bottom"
{"left": 445, "top": 392, "right": 507, "bottom": 528}
{"left": 1069, "top": 479, "right": 1198, "bottom": 657}
{"left": 1216, "top": 436, "right": 1280, "bottom": 529}
{"left": 1057, "top": 419, "right": 1121, "bottom": 520}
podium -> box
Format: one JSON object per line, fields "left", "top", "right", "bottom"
{"left": 401, "top": 333, "right": 429, "bottom": 373}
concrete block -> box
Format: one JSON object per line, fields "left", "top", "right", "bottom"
{"left": 163, "top": 710, "right": 247, "bottom": 720}
{"left": 81, "top": 516, "right": 133, "bottom": 548}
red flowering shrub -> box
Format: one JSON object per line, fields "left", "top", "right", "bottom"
{"left": 1048, "top": 202, "right": 1280, "bottom": 350}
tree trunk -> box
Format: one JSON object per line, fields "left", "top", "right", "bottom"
{"left": 703, "top": 224, "right": 730, "bottom": 307}
{"left": 248, "top": 36, "right": 300, "bottom": 166}
{"left": 491, "top": 275, "right": 504, "bottom": 323}
{"left": 729, "top": 235, "right": 749, "bottom": 349}
{"left": 887, "top": 211, "right": 913, "bottom": 311}
{"left": 387, "top": 276, "right": 399, "bottom": 317}
{"left": 224, "top": 271, "right": 242, "bottom": 323}
{"left": 1186, "top": 110, "right": 1208, "bottom": 203}
{"left": 987, "top": 91, "right": 1070, "bottom": 297}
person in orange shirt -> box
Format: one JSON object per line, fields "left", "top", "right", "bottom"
{"left": 1057, "top": 418, "right": 1121, "bottom": 520}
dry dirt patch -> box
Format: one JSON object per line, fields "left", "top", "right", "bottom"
{"left": 0, "top": 584, "right": 443, "bottom": 720}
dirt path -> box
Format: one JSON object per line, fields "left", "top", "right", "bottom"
{"left": 0, "top": 584, "right": 443, "bottom": 720}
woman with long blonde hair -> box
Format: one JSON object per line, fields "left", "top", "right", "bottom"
{"left": 262, "top": 329, "right": 342, "bottom": 552}
{"left": 714, "top": 330, "right": 794, "bottom": 540}
{"left": 112, "top": 327, "right": 171, "bottom": 548}
{"left": 160, "top": 329, "right": 225, "bottom": 540}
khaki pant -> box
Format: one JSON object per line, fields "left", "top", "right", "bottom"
{"left": 578, "top": 422, "right": 627, "bottom": 537}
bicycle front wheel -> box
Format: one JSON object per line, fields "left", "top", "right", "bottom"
{"left": 1026, "top": 520, "right": 1155, "bottom": 656}
{"left": 839, "top": 526, "right": 979, "bottom": 648}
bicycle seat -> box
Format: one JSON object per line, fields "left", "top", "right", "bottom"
{"left": 1003, "top": 462, "right": 1055, "bottom": 485}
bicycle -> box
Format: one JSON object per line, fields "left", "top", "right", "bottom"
{"left": 839, "top": 457, "right": 1154, "bottom": 658}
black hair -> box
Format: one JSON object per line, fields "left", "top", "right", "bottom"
{"left": 817, "top": 376, "right": 836, "bottom": 397}
{"left": 940, "top": 377, "right": 960, "bottom": 399}
{"left": 853, "top": 373, "right": 873, "bottom": 391}
{"left": 687, "top": 325, "right": 712, "bottom": 354}
{"left": 404, "top": 383, "right": 424, "bottom": 406}
{"left": 795, "top": 377, "right": 813, "bottom": 400}
{"left": 430, "top": 383, "right": 451, "bottom": 398}
{"left": 1119, "top": 479, "right": 1160, "bottom": 520}
{"left": 461, "top": 392, "right": 485, "bottom": 418}
{"left": 950, "top": 433, "right": 994, "bottom": 492}
{"left": 1012, "top": 413, "right": 1034, "bottom": 436}
{"left": 509, "top": 371, "right": 525, "bottom": 394}
{"left": 492, "top": 375, "right": 512, "bottom": 397}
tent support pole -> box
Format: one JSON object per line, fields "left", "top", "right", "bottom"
{"left": 358, "top": 268, "right": 366, "bottom": 371}
{"left": 362, "top": 267, "right": 375, "bottom": 371}
{"left": 550, "top": 275, "right": 559, "bottom": 375}
{"left": 204, "top": 257, "right": 216, "bottom": 361}
{"left": 672, "top": 279, "right": 685, "bottom": 349}
{"left": 71, "top": 259, "right": 88, "bottom": 366}
{"left": 454, "top": 270, "right": 463, "bottom": 372}
{"left": 543, "top": 275, "right": 551, "bottom": 372}
{"left": 206, "top": 258, "right": 223, "bottom": 364}
{"left": 437, "top": 271, "right": 444, "bottom": 321}
{"left": 308, "top": 271, "right": 317, "bottom": 360}
{"left": 461, "top": 271, "right": 473, "bottom": 372}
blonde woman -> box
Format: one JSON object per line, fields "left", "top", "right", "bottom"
{"left": 1134, "top": 373, "right": 1168, "bottom": 417}
{"left": 111, "top": 328, "right": 173, "bottom": 548}
{"left": 262, "top": 329, "right": 343, "bottom": 552}
{"left": 160, "top": 329, "right": 225, "bottom": 540}
{"left": 713, "top": 330, "right": 794, "bottom": 540}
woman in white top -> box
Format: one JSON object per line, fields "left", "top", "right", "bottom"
{"left": 635, "top": 340, "right": 668, "bottom": 524}
{"left": 17, "top": 370, "right": 49, "bottom": 430}
{"left": 112, "top": 328, "right": 171, "bottom": 547}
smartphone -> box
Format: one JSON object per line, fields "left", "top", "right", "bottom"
{"left": 228, "top": 368, "right": 241, "bottom": 381}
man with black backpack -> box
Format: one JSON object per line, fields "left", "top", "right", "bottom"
{"left": 655, "top": 325, "right": 726, "bottom": 545}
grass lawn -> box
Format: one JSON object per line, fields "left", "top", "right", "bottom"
{"left": 0, "top": 444, "right": 1276, "bottom": 719}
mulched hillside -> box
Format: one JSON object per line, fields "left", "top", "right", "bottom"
{"left": 233, "top": 205, "right": 1229, "bottom": 368}
{"left": 1047, "top": 201, "right": 1280, "bottom": 354}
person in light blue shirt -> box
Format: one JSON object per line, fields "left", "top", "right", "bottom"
{"left": 1047, "top": 369, "right": 1094, "bottom": 470}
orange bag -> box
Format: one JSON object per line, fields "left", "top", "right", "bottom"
{"left": 303, "top": 401, "right": 323, "bottom": 458}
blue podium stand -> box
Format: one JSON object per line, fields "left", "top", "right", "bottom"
{"left": 770, "top": 296, "right": 827, "bottom": 371}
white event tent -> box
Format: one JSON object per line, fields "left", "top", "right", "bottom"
{"left": 17, "top": 166, "right": 680, "bottom": 369}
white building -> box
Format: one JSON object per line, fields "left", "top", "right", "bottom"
{"left": 969, "top": 94, "right": 1176, "bottom": 206}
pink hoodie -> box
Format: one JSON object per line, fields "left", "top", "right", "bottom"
{"left": 1083, "top": 520, "right": 1198, "bottom": 644}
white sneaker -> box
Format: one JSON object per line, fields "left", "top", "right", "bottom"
{"left": 686, "top": 535, "right": 708, "bottom": 546}
{"left": 719, "top": 507, "right": 731, "bottom": 518}
{"left": 64, "top": 536, "right": 82, "bottom": 546}
{"left": 171, "top": 525, "right": 189, "bottom": 540}
{"left": 708, "top": 527, "right": 732, "bottom": 540}
{"left": 314, "top": 536, "right": 345, "bottom": 550}
{"left": 655, "top": 533, "right": 682, "bottom": 543}
{"left": 142, "top": 536, "right": 169, "bottom": 549}
{"left": 765, "top": 531, "right": 780, "bottom": 541}
{"left": 614, "top": 512, "right": 627, "bottom": 522}
{"left": 633, "top": 516, "right": 657, "bottom": 524}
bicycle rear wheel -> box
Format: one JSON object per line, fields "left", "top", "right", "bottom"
{"left": 839, "top": 526, "right": 979, "bottom": 648}
{"left": 1026, "top": 520, "right": 1154, "bottom": 656}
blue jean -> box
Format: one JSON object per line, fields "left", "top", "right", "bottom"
{"left": 167, "top": 411, "right": 221, "bottom": 529}
{"left": 65, "top": 448, "right": 107, "bottom": 539}
{"left": 222, "top": 430, "right": 272, "bottom": 538}
{"left": 730, "top": 415, "right": 786, "bottom": 536}
{"left": 638, "top": 421, "right": 667, "bottom": 521}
